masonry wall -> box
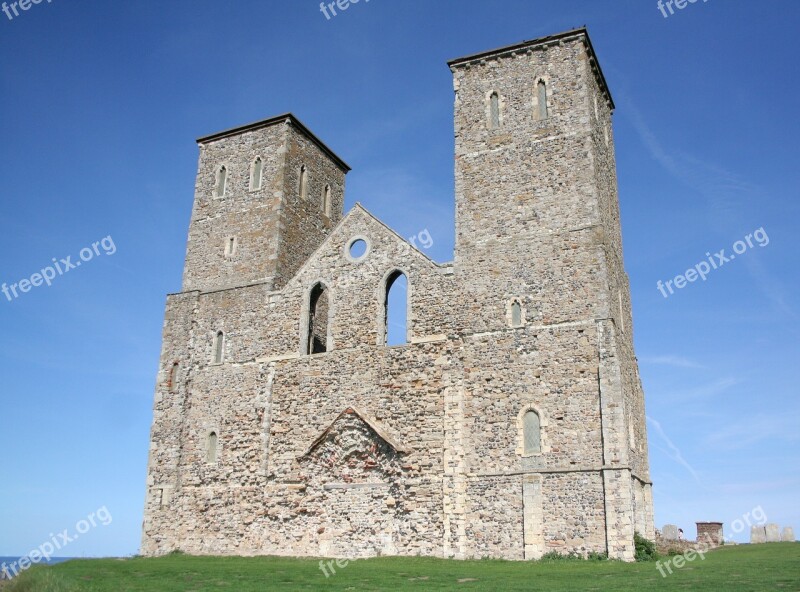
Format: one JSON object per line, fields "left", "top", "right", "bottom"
{"left": 451, "top": 38, "right": 607, "bottom": 336}
{"left": 583, "top": 31, "right": 654, "bottom": 539}
{"left": 142, "top": 291, "right": 198, "bottom": 551}
{"left": 182, "top": 124, "right": 286, "bottom": 292}
{"left": 143, "top": 29, "right": 653, "bottom": 562}
{"left": 276, "top": 124, "right": 346, "bottom": 290}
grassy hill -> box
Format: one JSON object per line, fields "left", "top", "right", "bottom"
{"left": 3, "top": 542, "right": 798, "bottom": 591}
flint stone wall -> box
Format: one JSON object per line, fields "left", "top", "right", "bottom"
{"left": 141, "top": 29, "right": 653, "bottom": 563}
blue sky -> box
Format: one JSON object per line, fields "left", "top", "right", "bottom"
{"left": 1, "top": 0, "right": 798, "bottom": 557}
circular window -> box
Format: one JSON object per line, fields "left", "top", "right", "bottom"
{"left": 346, "top": 237, "right": 370, "bottom": 262}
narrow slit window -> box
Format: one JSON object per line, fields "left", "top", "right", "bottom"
{"left": 489, "top": 92, "right": 500, "bottom": 129}
{"left": 523, "top": 410, "right": 541, "bottom": 455}
{"left": 225, "top": 236, "right": 237, "bottom": 257}
{"left": 251, "top": 157, "right": 263, "bottom": 190}
{"left": 167, "top": 362, "right": 179, "bottom": 392}
{"left": 299, "top": 165, "right": 308, "bottom": 200}
{"left": 511, "top": 301, "right": 522, "bottom": 327}
{"left": 207, "top": 431, "right": 218, "bottom": 463}
{"left": 213, "top": 331, "right": 224, "bottom": 364}
{"left": 537, "top": 80, "right": 548, "bottom": 120}
{"left": 322, "top": 185, "right": 332, "bottom": 217}
{"left": 384, "top": 271, "right": 408, "bottom": 346}
{"left": 215, "top": 165, "right": 227, "bottom": 197}
{"left": 306, "top": 283, "right": 329, "bottom": 354}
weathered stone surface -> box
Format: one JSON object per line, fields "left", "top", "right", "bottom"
{"left": 781, "top": 527, "right": 795, "bottom": 542}
{"left": 696, "top": 522, "right": 723, "bottom": 546}
{"left": 751, "top": 526, "right": 767, "bottom": 544}
{"left": 662, "top": 524, "right": 679, "bottom": 540}
{"left": 766, "top": 524, "right": 781, "bottom": 543}
{"left": 141, "top": 28, "right": 653, "bottom": 563}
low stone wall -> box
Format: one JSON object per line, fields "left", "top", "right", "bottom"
{"left": 655, "top": 535, "right": 700, "bottom": 556}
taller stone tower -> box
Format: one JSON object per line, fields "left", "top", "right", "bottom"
{"left": 447, "top": 28, "right": 653, "bottom": 560}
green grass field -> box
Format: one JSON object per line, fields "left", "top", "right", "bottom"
{"left": 4, "top": 543, "right": 799, "bottom": 591}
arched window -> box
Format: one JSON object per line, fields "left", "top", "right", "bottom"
{"left": 511, "top": 300, "right": 522, "bottom": 327}
{"left": 489, "top": 92, "right": 500, "bottom": 129}
{"left": 213, "top": 331, "right": 224, "bottom": 364}
{"left": 322, "top": 185, "right": 332, "bottom": 217}
{"left": 215, "top": 165, "right": 227, "bottom": 198}
{"left": 250, "top": 157, "right": 263, "bottom": 190}
{"left": 537, "top": 80, "right": 548, "bottom": 120}
{"left": 167, "top": 362, "right": 179, "bottom": 392}
{"left": 207, "top": 431, "right": 218, "bottom": 463}
{"left": 306, "top": 283, "right": 329, "bottom": 354}
{"left": 384, "top": 271, "right": 408, "bottom": 346}
{"left": 299, "top": 165, "right": 308, "bottom": 200}
{"left": 523, "top": 410, "right": 541, "bottom": 454}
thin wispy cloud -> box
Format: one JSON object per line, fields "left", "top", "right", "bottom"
{"left": 618, "top": 93, "right": 793, "bottom": 318}
{"left": 618, "top": 93, "right": 758, "bottom": 213}
{"left": 647, "top": 415, "right": 704, "bottom": 487}
{"left": 640, "top": 354, "right": 704, "bottom": 369}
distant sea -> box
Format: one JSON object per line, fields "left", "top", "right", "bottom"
{"left": 0, "top": 557, "right": 76, "bottom": 579}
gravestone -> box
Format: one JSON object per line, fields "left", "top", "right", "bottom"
{"left": 782, "top": 527, "right": 795, "bottom": 542}
{"left": 751, "top": 526, "right": 767, "bottom": 544}
{"left": 662, "top": 524, "right": 679, "bottom": 540}
{"left": 765, "top": 523, "right": 781, "bottom": 543}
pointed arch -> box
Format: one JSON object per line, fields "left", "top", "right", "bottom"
{"left": 509, "top": 298, "right": 524, "bottom": 327}
{"left": 167, "top": 361, "right": 179, "bottom": 392}
{"left": 299, "top": 165, "right": 309, "bottom": 200}
{"left": 306, "top": 282, "right": 330, "bottom": 354}
{"left": 517, "top": 405, "right": 548, "bottom": 456}
{"left": 382, "top": 269, "right": 409, "bottom": 346}
{"left": 322, "top": 184, "right": 332, "bottom": 217}
{"left": 213, "top": 330, "right": 225, "bottom": 364}
{"left": 214, "top": 165, "right": 228, "bottom": 198}
{"left": 250, "top": 156, "right": 263, "bottom": 190}
{"left": 489, "top": 91, "right": 501, "bottom": 129}
{"left": 207, "top": 431, "right": 218, "bottom": 463}
{"left": 536, "top": 79, "right": 549, "bottom": 120}
{"left": 522, "top": 410, "right": 541, "bottom": 454}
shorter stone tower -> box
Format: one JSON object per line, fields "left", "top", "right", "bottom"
{"left": 182, "top": 114, "right": 350, "bottom": 293}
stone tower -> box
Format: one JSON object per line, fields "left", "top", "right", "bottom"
{"left": 446, "top": 28, "right": 653, "bottom": 560}
{"left": 142, "top": 28, "right": 653, "bottom": 563}
{"left": 182, "top": 114, "right": 350, "bottom": 293}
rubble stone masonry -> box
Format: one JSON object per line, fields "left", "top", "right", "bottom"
{"left": 141, "top": 28, "right": 653, "bottom": 562}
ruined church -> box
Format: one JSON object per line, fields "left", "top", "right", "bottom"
{"left": 142, "top": 27, "right": 654, "bottom": 562}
